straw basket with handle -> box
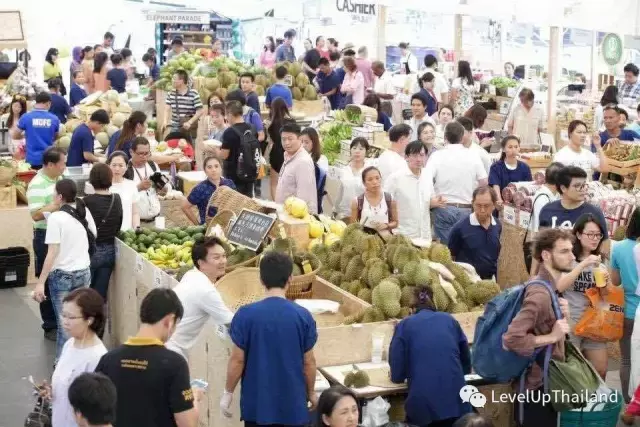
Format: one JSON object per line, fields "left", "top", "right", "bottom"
{"left": 209, "top": 186, "right": 264, "bottom": 216}
{"left": 285, "top": 252, "right": 322, "bottom": 300}
{"left": 205, "top": 209, "right": 235, "bottom": 235}
{"left": 216, "top": 267, "right": 264, "bottom": 312}
{"left": 0, "top": 160, "right": 17, "bottom": 187}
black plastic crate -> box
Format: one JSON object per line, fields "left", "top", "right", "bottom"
{"left": 0, "top": 247, "right": 30, "bottom": 288}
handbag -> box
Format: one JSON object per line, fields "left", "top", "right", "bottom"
{"left": 24, "top": 397, "right": 52, "bottom": 427}
{"left": 547, "top": 341, "right": 601, "bottom": 412}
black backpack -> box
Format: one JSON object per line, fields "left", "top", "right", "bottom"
{"left": 231, "top": 125, "right": 260, "bottom": 183}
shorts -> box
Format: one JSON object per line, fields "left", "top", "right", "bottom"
{"left": 569, "top": 316, "right": 607, "bottom": 351}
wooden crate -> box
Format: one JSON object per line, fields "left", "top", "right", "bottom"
{"left": 606, "top": 158, "right": 640, "bottom": 169}
{"left": 0, "top": 186, "right": 17, "bottom": 209}
{"left": 277, "top": 211, "right": 311, "bottom": 250}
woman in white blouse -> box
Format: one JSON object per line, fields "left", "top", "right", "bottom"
{"left": 334, "top": 137, "right": 371, "bottom": 222}
{"left": 449, "top": 60, "right": 476, "bottom": 117}
{"left": 45, "top": 288, "right": 107, "bottom": 427}
{"left": 85, "top": 151, "right": 140, "bottom": 230}
{"left": 350, "top": 166, "right": 398, "bottom": 234}
{"left": 301, "top": 127, "right": 328, "bottom": 171}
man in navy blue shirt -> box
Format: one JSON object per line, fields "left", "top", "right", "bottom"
{"left": 11, "top": 92, "right": 60, "bottom": 169}
{"left": 316, "top": 58, "right": 342, "bottom": 110}
{"left": 222, "top": 251, "right": 318, "bottom": 426}
{"left": 265, "top": 66, "right": 293, "bottom": 108}
{"left": 275, "top": 29, "right": 296, "bottom": 62}
{"left": 448, "top": 186, "right": 502, "bottom": 280}
{"left": 69, "top": 71, "right": 87, "bottom": 107}
{"left": 48, "top": 78, "right": 72, "bottom": 124}
{"left": 66, "top": 109, "right": 110, "bottom": 166}
{"left": 538, "top": 166, "right": 608, "bottom": 233}
{"left": 239, "top": 73, "right": 261, "bottom": 113}
{"left": 599, "top": 105, "right": 640, "bottom": 149}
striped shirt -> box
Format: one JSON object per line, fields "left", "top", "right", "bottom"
{"left": 166, "top": 89, "right": 203, "bottom": 127}
{"left": 26, "top": 171, "right": 60, "bottom": 229}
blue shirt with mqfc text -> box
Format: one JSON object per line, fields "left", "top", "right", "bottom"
{"left": 229, "top": 296, "right": 317, "bottom": 426}
{"left": 538, "top": 200, "right": 608, "bottom": 235}
{"left": 66, "top": 123, "right": 94, "bottom": 167}
{"left": 18, "top": 108, "right": 60, "bottom": 167}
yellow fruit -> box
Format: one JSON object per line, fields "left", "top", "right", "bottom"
{"left": 289, "top": 198, "right": 309, "bottom": 219}
{"left": 187, "top": 259, "right": 194, "bottom": 267}
{"left": 329, "top": 220, "right": 347, "bottom": 237}
{"left": 157, "top": 141, "right": 168, "bottom": 152}
{"left": 308, "top": 221, "right": 324, "bottom": 238}
{"left": 184, "top": 241, "right": 194, "bottom": 247}
{"left": 284, "top": 197, "right": 296, "bottom": 214}
{"left": 324, "top": 233, "right": 340, "bottom": 247}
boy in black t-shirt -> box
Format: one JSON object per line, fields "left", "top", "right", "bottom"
{"left": 95, "top": 289, "right": 203, "bottom": 427}
{"left": 220, "top": 100, "right": 258, "bottom": 197}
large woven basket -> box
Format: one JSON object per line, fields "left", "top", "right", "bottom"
{"left": 216, "top": 267, "right": 264, "bottom": 312}
{"left": 286, "top": 263, "right": 321, "bottom": 300}
{"left": 209, "top": 186, "right": 263, "bottom": 216}
{"left": 0, "top": 164, "right": 16, "bottom": 187}
{"left": 225, "top": 255, "right": 258, "bottom": 273}
{"left": 206, "top": 209, "right": 236, "bottom": 235}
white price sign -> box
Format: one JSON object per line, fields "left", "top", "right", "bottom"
{"left": 518, "top": 210, "right": 532, "bottom": 230}
{"left": 153, "top": 268, "right": 163, "bottom": 288}
{"left": 136, "top": 255, "right": 144, "bottom": 273}
{"left": 503, "top": 205, "right": 517, "bottom": 225}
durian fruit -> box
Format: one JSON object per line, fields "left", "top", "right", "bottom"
{"left": 429, "top": 243, "right": 453, "bottom": 265}
{"left": 311, "top": 244, "right": 330, "bottom": 266}
{"left": 402, "top": 261, "right": 420, "bottom": 286}
{"left": 468, "top": 280, "right": 501, "bottom": 305}
{"left": 389, "top": 273, "right": 409, "bottom": 288}
{"left": 384, "top": 244, "right": 399, "bottom": 266}
{"left": 357, "top": 287, "right": 372, "bottom": 303}
{"left": 387, "top": 234, "right": 413, "bottom": 246}
{"left": 328, "top": 253, "right": 341, "bottom": 271}
{"left": 340, "top": 245, "right": 358, "bottom": 272}
{"left": 392, "top": 246, "right": 420, "bottom": 273}
{"left": 329, "top": 240, "right": 342, "bottom": 253}
{"left": 450, "top": 301, "right": 470, "bottom": 313}
{"left": 431, "top": 280, "right": 450, "bottom": 311}
{"left": 330, "top": 271, "right": 344, "bottom": 287}
{"left": 344, "top": 369, "right": 370, "bottom": 388}
{"left": 344, "top": 257, "right": 365, "bottom": 282}
{"left": 448, "top": 263, "right": 472, "bottom": 289}
{"left": 292, "top": 87, "right": 303, "bottom": 101}
{"left": 294, "top": 252, "right": 320, "bottom": 271}
{"left": 613, "top": 225, "right": 627, "bottom": 241}
{"left": 342, "top": 223, "right": 365, "bottom": 247}
{"left": 362, "top": 306, "right": 385, "bottom": 323}
{"left": 400, "top": 285, "right": 416, "bottom": 308}
{"left": 269, "top": 237, "right": 297, "bottom": 255}
{"left": 372, "top": 279, "right": 402, "bottom": 318}
{"left": 292, "top": 263, "right": 303, "bottom": 276}
{"left": 347, "top": 280, "right": 364, "bottom": 296}
{"left": 318, "top": 268, "right": 332, "bottom": 281}
{"left": 399, "top": 307, "right": 412, "bottom": 318}
{"left": 419, "top": 247, "right": 431, "bottom": 260}
{"left": 366, "top": 259, "right": 391, "bottom": 288}
{"left": 414, "top": 260, "right": 432, "bottom": 286}
{"left": 343, "top": 310, "right": 365, "bottom": 325}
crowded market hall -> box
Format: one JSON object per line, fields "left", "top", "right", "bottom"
{"left": 7, "top": 0, "right": 640, "bottom": 426}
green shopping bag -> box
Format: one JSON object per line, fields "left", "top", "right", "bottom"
{"left": 547, "top": 341, "right": 601, "bottom": 412}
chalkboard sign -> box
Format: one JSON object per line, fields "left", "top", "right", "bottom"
{"left": 227, "top": 208, "right": 276, "bottom": 251}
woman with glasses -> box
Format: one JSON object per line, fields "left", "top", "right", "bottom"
{"left": 45, "top": 288, "right": 107, "bottom": 427}
{"left": 555, "top": 213, "right": 610, "bottom": 379}
{"left": 553, "top": 119, "right": 608, "bottom": 180}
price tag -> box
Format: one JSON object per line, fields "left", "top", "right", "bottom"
{"left": 216, "top": 324, "right": 228, "bottom": 339}
{"left": 518, "top": 210, "right": 532, "bottom": 230}
{"left": 503, "top": 205, "right": 517, "bottom": 225}
{"left": 136, "top": 255, "right": 144, "bottom": 273}
{"left": 153, "top": 268, "right": 163, "bottom": 288}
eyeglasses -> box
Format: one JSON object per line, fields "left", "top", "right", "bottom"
{"left": 582, "top": 233, "right": 603, "bottom": 240}
{"left": 61, "top": 313, "right": 84, "bottom": 320}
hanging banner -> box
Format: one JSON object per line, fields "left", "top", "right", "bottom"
{"left": 334, "top": 0, "right": 377, "bottom": 16}
{"left": 143, "top": 10, "right": 210, "bottom": 24}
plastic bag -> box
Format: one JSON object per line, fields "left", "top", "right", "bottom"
{"left": 361, "top": 396, "right": 390, "bottom": 427}
{"left": 574, "top": 286, "right": 624, "bottom": 342}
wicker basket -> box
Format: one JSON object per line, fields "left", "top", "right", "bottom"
{"left": 0, "top": 165, "right": 16, "bottom": 187}
{"left": 209, "top": 186, "right": 263, "bottom": 216}
{"left": 206, "top": 209, "right": 236, "bottom": 235}
{"left": 286, "top": 263, "right": 321, "bottom": 300}
{"left": 216, "top": 267, "right": 264, "bottom": 312}
{"left": 225, "top": 255, "right": 258, "bottom": 273}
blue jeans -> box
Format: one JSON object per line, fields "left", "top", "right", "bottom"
{"left": 90, "top": 243, "right": 115, "bottom": 301}
{"left": 49, "top": 268, "right": 91, "bottom": 359}
{"left": 33, "top": 229, "right": 57, "bottom": 331}
{"left": 432, "top": 206, "right": 472, "bottom": 245}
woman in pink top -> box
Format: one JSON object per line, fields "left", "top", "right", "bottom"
{"left": 259, "top": 36, "right": 277, "bottom": 68}
{"left": 92, "top": 52, "right": 110, "bottom": 93}
{"left": 341, "top": 57, "right": 365, "bottom": 105}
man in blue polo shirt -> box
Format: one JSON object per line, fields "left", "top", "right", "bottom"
{"left": 48, "top": 78, "right": 72, "bottom": 124}
{"left": 265, "top": 65, "right": 293, "bottom": 108}
{"left": 66, "top": 109, "right": 110, "bottom": 166}
{"left": 316, "top": 58, "right": 342, "bottom": 110}
{"left": 599, "top": 105, "right": 640, "bottom": 148}
{"left": 448, "top": 186, "right": 502, "bottom": 280}
{"left": 11, "top": 92, "right": 59, "bottom": 169}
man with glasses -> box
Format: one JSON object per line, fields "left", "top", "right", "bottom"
{"left": 447, "top": 186, "right": 501, "bottom": 280}
{"left": 124, "top": 138, "right": 171, "bottom": 224}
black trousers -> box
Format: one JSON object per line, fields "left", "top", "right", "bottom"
{"left": 514, "top": 387, "right": 557, "bottom": 427}
{"left": 33, "top": 229, "right": 56, "bottom": 331}
{"left": 235, "top": 181, "right": 255, "bottom": 198}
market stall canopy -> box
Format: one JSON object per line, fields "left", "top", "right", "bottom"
{"left": 0, "top": 10, "right": 27, "bottom": 49}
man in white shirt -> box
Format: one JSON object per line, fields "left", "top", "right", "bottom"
{"left": 426, "top": 121, "right": 488, "bottom": 244}
{"left": 456, "top": 117, "right": 491, "bottom": 174}
{"left": 385, "top": 141, "right": 444, "bottom": 240}
{"left": 405, "top": 93, "right": 436, "bottom": 141}
{"left": 124, "top": 138, "right": 171, "bottom": 223}
{"left": 166, "top": 237, "right": 234, "bottom": 361}
{"left": 399, "top": 43, "right": 418, "bottom": 74}
{"left": 377, "top": 124, "right": 411, "bottom": 183}
{"left": 420, "top": 54, "right": 449, "bottom": 104}
{"left": 371, "top": 61, "right": 396, "bottom": 101}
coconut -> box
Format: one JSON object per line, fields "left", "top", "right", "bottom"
{"left": 205, "top": 77, "right": 220, "bottom": 91}
{"left": 66, "top": 119, "right": 82, "bottom": 133}
{"left": 106, "top": 124, "right": 120, "bottom": 138}
{"left": 95, "top": 132, "right": 109, "bottom": 148}
{"left": 111, "top": 112, "right": 128, "bottom": 128}
{"left": 57, "top": 136, "right": 72, "bottom": 149}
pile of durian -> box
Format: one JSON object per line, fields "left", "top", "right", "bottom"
{"left": 312, "top": 224, "right": 500, "bottom": 324}
{"left": 262, "top": 236, "right": 321, "bottom": 275}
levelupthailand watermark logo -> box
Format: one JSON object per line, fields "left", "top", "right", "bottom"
{"left": 459, "top": 385, "right": 620, "bottom": 408}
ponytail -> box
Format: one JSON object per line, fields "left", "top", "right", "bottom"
{"left": 75, "top": 197, "right": 87, "bottom": 218}
{"left": 500, "top": 151, "right": 507, "bottom": 162}
{"left": 116, "top": 111, "right": 147, "bottom": 151}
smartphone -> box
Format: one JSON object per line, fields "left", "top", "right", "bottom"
{"left": 191, "top": 379, "right": 208, "bottom": 390}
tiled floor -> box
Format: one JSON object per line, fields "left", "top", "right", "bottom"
{"left": 0, "top": 282, "right": 638, "bottom": 426}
